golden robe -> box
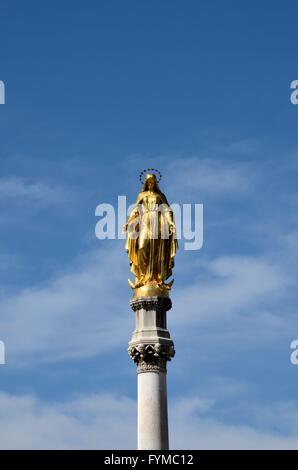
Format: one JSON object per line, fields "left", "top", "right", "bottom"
{"left": 125, "top": 189, "right": 178, "bottom": 286}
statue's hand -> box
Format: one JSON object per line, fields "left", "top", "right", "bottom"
{"left": 169, "top": 223, "right": 175, "bottom": 235}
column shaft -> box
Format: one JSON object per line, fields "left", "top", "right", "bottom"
{"left": 128, "top": 296, "right": 175, "bottom": 450}
{"left": 138, "top": 371, "right": 169, "bottom": 450}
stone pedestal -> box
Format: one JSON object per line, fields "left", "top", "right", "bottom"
{"left": 128, "top": 296, "right": 175, "bottom": 450}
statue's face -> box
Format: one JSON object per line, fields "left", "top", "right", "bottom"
{"left": 147, "top": 178, "right": 155, "bottom": 190}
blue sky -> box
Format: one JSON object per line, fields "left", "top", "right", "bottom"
{"left": 0, "top": 0, "right": 298, "bottom": 449}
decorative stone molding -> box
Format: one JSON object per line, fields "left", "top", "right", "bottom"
{"left": 128, "top": 343, "right": 175, "bottom": 374}
{"left": 130, "top": 296, "right": 172, "bottom": 313}
{"left": 137, "top": 359, "right": 167, "bottom": 374}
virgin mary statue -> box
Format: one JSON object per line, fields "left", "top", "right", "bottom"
{"left": 124, "top": 172, "right": 178, "bottom": 292}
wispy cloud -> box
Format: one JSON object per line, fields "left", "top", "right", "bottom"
{"left": 0, "top": 142, "right": 297, "bottom": 450}
{"left": 0, "top": 177, "right": 70, "bottom": 205}
{"left": 0, "top": 245, "right": 130, "bottom": 365}
{"left": 0, "top": 247, "right": 293, "bottom": 367}
{"left": 165, "top": 158, "right": 256, "bottom": 200}
{"left": 173, "top": 255, "right": 289, "bottom": 325}
{"left": 0, "top": 391, "right": 135, "bottom": 449}
{"left": 0, "top": 390, "right": 297, "bottom": 449}
{"left": 170, "top": 396, "right": 298, "bottom": 450}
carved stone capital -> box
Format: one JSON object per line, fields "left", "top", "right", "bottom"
{"left": 130, "top": 296, "right": 172, "bottom": 313}
{"left": 128, "top": 343, "right": 175, "bottom": 374}
{"left": 137, "top": 358, "right": 168, "bottom": 374}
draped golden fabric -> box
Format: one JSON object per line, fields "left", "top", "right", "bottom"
{"left": 125, "top": 174, "right": 178, "bottom": 289}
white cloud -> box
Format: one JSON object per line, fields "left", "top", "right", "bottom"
{"left": 0, "top": 392, "right": 135, "bottom": 450}
{"left": 0, "top": 391, "right": 297, "bottom": 450}
{"left": 0, "top": 145, "right": 297, "bottom": 449}
{"left": 165, "top": 158, "right": 254, "bottom": 198}
{"left": 172, "top": 255, "right": 289, "bottom": 324}
{"left": 170, "top": 399, "right": 298, "bottom": 450}
{"left": 0, "top": 177, "right": 69, "bottom": 204}
{"left": 0, "top": 150, "right": 295, "bottom": 367}
{"left": 167, "top": 254, "right": 295, "bottom": 366}
{"left": 0, "top": 246, "right": 131, "bottom": 365}
{"left": 0, "top": 248, "right": 292, "bottom": 366}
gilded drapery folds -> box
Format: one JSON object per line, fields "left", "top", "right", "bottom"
{"left": 124, "top": 173, "right": 178, "bottom": 296}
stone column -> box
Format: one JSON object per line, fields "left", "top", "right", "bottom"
{"left": 128, "top": 296, "right": 175, "bottom": 450}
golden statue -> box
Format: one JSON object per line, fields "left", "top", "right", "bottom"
{"left": 124, "top": 170, "right": 178, "bottom": 297}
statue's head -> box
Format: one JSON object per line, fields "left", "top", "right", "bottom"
{"left": 146, "top": 174, "right": 156, "bottom": 190}
{"left": 139, "top": 168, "right": 162, "bottom": 193}
{"left": 142, "top": 173, "right": 160, "bottom": 192}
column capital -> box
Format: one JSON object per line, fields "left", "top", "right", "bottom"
{"left": 128, "top": 343, "right": 175, "bottom": 374}
{"left": 130, "top": 296, "right": 172, "bottom": 313}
